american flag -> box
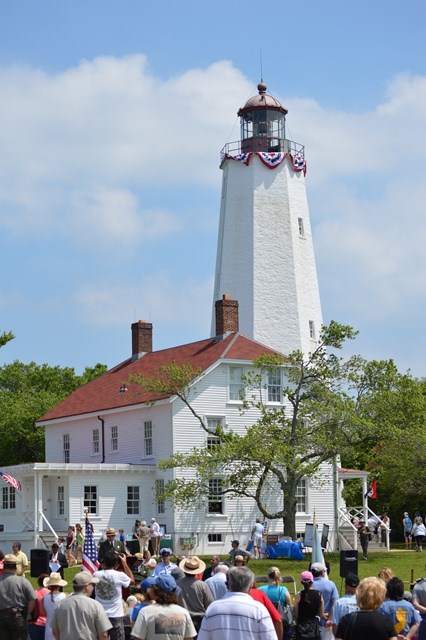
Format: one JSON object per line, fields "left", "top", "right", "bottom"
{"left": 82, "top": 517, "right": 99, "bottom": 574}
{"left": 0, "top": 471, "right": 21, "bottom": 491}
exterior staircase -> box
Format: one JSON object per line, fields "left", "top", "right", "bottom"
{"left": 338, "top": 506, "right": 390, "bottom": 552}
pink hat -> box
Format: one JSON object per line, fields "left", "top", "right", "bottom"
{"left": 300, "top": 570, "right": 314, "bottom": 583}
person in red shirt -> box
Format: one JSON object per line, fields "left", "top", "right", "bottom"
{"left": 250, "top": 584, "right": 283, "bottom": 639}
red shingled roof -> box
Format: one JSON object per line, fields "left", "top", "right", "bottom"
{"left": 38, "top": 333, "right": 280, "bottom": 423}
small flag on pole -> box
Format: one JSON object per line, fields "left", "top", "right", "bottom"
{"left": 365, "top": 479, "right": 377, "bottom": 499}
{"left": 312, "top": 512, "right": 328, "bottom": 579}
{"left": 0, "top": 471, "right": 21, "bottom": 491}
{"left": 82, "top": 517, "right": 99, "bottom": 574}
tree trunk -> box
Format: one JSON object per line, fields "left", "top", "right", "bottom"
{"left": 283, "top": 479, "right": 297, "bottom": 539}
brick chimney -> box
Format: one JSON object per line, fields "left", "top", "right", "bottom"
{"left": 131, "top": 320, "right": 153, "bottom": 359}
{"left": 215, "top": 294, "right": 239, "bottom": 337}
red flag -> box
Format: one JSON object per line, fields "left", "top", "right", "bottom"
{"left": 365, "top": 479, "right": 377, "bottom": 499}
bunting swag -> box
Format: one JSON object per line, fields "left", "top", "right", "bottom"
{"left": 223, "top": 151, "right": 307, "bottom": 175}
{"left": 258, "top": 152, "right": 286, "bottom": 168}
{"left": 0, "top": 471, "right": 21, "bottom": 491}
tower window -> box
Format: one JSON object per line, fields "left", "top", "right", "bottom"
{"left": 298, "top": 218, "right": 305, "bottom": 237}
{"left": 309, "top": 321, "right": 316, "bottom": 340}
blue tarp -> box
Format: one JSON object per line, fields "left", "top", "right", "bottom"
{"left": 266, "top": 539, "right": 304, "bottom": 560}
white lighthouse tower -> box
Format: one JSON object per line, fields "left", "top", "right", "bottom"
{"left": 212, "top": 82, "right": 323, "bottom": 356}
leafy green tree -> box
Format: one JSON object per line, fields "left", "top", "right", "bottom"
{"left": 0, "top": 331, "right": 14, "bottom": 348}
{"left": 0, "top": 361, "right": 107, "bottom": 465}
{"left": 131, "top": 321, "right": 403, "bottom": 538}
{"left": 342, "top": 373, "right": 426, "bottom": 533}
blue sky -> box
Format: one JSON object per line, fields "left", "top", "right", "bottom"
{"left": 1, "top": 0, "right": 426, "bottom": 375}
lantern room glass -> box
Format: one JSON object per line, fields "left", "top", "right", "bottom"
{"left": 240, "top": 109, "right": 286, "bottom": 152}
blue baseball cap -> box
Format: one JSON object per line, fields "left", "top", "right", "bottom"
{"left": 154, "top": 574, "right": 176, "bottom": 593}
{"left": 141, "top": 577, "right": 156, "bottom": 593}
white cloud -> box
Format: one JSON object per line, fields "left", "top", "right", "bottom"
{"left": 0, "top": 56, "right": 251, "bottom": 245}
{"left": 74, "top": 272, "right": 214, "bottom": 331}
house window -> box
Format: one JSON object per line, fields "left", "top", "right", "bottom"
{"left": 267, "top": 368, "right": 282, "bottom": 402}
{"left": 229, "top": 366, "right": 244, "bottom": 401}
{"left": 92, "top": 429, "right": 100, "bottom": 455}
{"left": 127, "top": 486, "right": 140, "bottom": 515}
{"left": 298, "top": 217, "right": 305, "bottom": 237}
{"left": 84, "top": 485, "right": 98, "bottom": 515}
{"left": 111, "top": 425, "right": 118, "bottom": 452}
{"left": 208, "top": 478, "right": 224, "bottom": 514}
{"left": 155, "top": 479, "right": 165, "bottom": 514}
{"left": 208, "top": 533, "right": 223, "bottom": 542}
{"left": 63, "top": 434, "right": 70, "bottom": 463}
{"left": 2, "top": 486, "right": 15, "bottom": 510}
{"left": 309, "top": 320, "right": 316, "bottom": 340}
{"left": 57, "top": 486, "right": 65, "bottom": 516}
{"left": 207, "top": 436, "right": 221, "bottom": 451}
{"left": 144, "top": 421, "right": 153, "bottom": 457}
{"left": 206, "top": 417, "right": 223, "bottom": 450}
{"left": 295, "top": 478, "right": 307, "bottom": 513}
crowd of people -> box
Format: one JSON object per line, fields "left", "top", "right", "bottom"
{"left": 1, "top": 510, "right": 426, "bottom": 640}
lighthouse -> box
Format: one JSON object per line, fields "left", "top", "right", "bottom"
{"left": 212, "top": 82, "right": 323, "bottom": 356}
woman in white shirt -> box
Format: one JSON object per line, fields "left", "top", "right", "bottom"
{"left": 40, "top": 572, "right": 68, "bottom": 640}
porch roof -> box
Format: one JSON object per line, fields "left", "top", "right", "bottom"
{"left": 338, "top": 467, "right": 369, "bottom": 480}
{"left": 1, "top": 462, "right": 157, "bottom": 477}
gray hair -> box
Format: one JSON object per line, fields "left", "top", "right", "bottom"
{"left": 213, "top": 563, "right": 230, "bottom": 575}
{"left": 227, "top": 566, "right": 255, "bottom": 593}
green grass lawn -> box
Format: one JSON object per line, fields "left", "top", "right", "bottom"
{"left": 27, "top": 550, "right": 426, "bottom": 597}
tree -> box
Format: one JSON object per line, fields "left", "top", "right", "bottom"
{"left": 341, "top": 373, "right": 426, "bottom": 533}
{"left": 131, "top": 321, "right": 404, "bottom": 538}
{"left": 0, "top": 330, "right": 14, "bottom": 349}
{"left": 0, "top": 360, "right": 107, "bottom": 465}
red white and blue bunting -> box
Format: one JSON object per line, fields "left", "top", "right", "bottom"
{"left": 222, "top": 151, "right": 306, "bottom": 175}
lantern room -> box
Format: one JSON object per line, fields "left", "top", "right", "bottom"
{"left": 238, "top": 82, "right": 288, "bottom": 153}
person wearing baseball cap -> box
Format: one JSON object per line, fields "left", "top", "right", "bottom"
{"left": 132, "top": 574, "right": 196, "bottom": 640}
{"left": 293, "top": 569, "right": 324, "bottom": 639}
{"left": 153, "top": 548, "right": 177, "bottom": 577}
{"left": 50, "top": 571, "right": 111, "bottom": 640}
{"left": 310, "top": 562, "right": 339, "bottom": 630}
{"left": 0, "top": 554, "right": 36, "bottom": 640}
{"left": 331, "top": 574, "right": 360, "bottom": 635}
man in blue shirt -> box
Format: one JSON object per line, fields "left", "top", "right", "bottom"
{"left": 381, "top": 577, "right": 421, "bottom": 638}
{"left": 311, "top": 562, "right": 339, "bottom": 635}
{"left": 331, "top": 573, "right": 360, "bottom": 635}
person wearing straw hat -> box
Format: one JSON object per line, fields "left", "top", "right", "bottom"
{"left": 41, "top": 572, "right": 67, "bottom": 640}
{"left": 177, "top": 556, "right": 213, "bottom": 632}
{"left": 98, "top": 527, "right": 126, "bottom": 564}
{"left": 50, "top": 572, "right": 112, "bottom": 640}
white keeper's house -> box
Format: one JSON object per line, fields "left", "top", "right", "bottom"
{"left": 0, "top": 82, "right": 372, "bottom": 555}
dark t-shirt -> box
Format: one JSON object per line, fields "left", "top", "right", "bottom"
{"left": 336, "top": 610, "right": 395, "bottom": 640}
{"left": 298, "top": 588, "right": 322, "bottom": 622}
